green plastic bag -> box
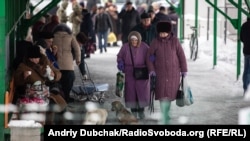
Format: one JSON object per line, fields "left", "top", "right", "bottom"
{"left": 115, "top": 72, "right": 125, "bottom": 97}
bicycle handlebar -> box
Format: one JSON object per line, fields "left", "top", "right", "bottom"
{"left": 190, "top": 26, "right": 197, "bottom": 30}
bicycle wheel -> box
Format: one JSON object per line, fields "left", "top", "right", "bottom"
{"left": 192, "top": 37, "right": 199, "bottom": 61}
{"left": 189, "top": 35, "right": 195, "bottom": 59}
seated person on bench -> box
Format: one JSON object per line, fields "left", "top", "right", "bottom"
{"left": 14, "top": 45, "right": 67, "bottom": 125}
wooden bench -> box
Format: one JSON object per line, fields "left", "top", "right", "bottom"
{"left": 4, "top": 75, "right": 15, "bottom": 128}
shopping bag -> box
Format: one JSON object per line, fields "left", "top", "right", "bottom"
{"left": 108, "top": 32, "right": 117, "bottom": 43}
{"left": 183, "top": 77, "right": 194, "bottom": 106}
{"left": 176, "top": 78, "right": 185, "bottom": 107}
{"left": 115, "top": 72, "right": 125, "bottom": 97}
{"left": 176, "top": 76, "right": 193, "bottom": 107}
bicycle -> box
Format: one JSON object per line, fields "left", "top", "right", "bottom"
{"left": 189, "top": 26, "right": 199, "bottom": 61}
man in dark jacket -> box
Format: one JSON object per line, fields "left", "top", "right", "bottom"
{"left": 240, "top": 17, "right": 250, "bottom": 95}
{"left": 155, "top": 6, "right": 171, "bottom": 22}
{"left": 118, "top": 1, "right": 140, "bottom": 44}
{"left": 167, "top": 6, "right": 179, "bottom": 37}
{"left": 80, "top": 8, "right": 96, "bottom": 58}
{"left": 95, "top": 6, "right": 113, "bottom": 53}
{"left": 131, "top": 12, "right": 157, "bottom": 46}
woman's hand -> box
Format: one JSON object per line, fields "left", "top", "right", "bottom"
{"left": 50, "top": 70, "right": 55, "bottom": 77}
{"left": 24, "top": 71, "right": 32, "bottom": 79}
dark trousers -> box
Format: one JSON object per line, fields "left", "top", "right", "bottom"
{"left": 78, "top": 48, "right": 86, "bottom": 76}
{"left": 60, "top": 70, "right": 75, "bottom": 102}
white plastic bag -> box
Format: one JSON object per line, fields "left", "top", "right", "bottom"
{"left": 183, "top": 77, "right": 194, "bottom": 106}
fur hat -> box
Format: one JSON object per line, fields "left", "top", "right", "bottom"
{"left": 140, "top": 12, "right": 150, "bottom": 19}
{"left": 156, "top": 21, "right": 172, "bottom": 33}
{"left": 27, "top": 45, "right": 42, "bottom": 58}
{"left": 53, "top": 23, "right": 72, "bottom": 34}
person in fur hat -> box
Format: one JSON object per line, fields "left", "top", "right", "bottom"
{"left": 69, "top": 3, "right": 82, "bottom": 36}
{"left": 146, "top": 21, "right": 188, "bottom": 124}
{"left": 116, "top": 31, "right": 150, "bottom": 119}
{"left": 56, "top": 0, "right": 69, "bottom": 24}
{"left": 14, "top": 45, "right": 67, "bottom": 125}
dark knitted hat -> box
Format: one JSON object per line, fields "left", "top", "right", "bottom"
{"left": 76, "top": 32, "right": 88, "bottom": 44}
{"left": 156, "top": 21, "right": 172, "bottom": 33}
{"left": 39, "top": 32, "right": 54, "bottom": 39}
{"left": 140, "top": 12, "right": 150, "bottom": 19}
{"left": 27, "top": 45, "right": 42, "bottom": 58}
{"left": 126, "top": 1, "right": 132, "bottom": 5}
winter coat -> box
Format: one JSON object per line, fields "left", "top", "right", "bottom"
{"left": 14, "top": 55, "right": 61, "bottom": 88}
{"left": 240, "top": 18, "right": 250, "bottom": 55}
{"left": 131, "top": 23, "right": 157, "bottom": 45}
{"left": 35, "top": 39, "right": 59, "bottom": 69}
{"left": 53, "top": 24, "right": 81, "bottom": 70}
{"left": 107, "top": 10, "right": 121, "bottom": 38}
{"left": 146, "top": 34, "right": 187, "bottom": 101}
{"left": 69, "top": 4, "right": 82, "bottom": 36}
{"left": 118, "top": 8, "right": 140, "bottom": 43}
{"left": 95, "top": 12, "right": 113, "bottom": 33}
{"left": 168, "top": 12, "right": 179, "bottom": 37}
{"left": 41, "top": 16, "right": 59, "bottom": 34}
{"left": 32, "top": 21, "right": 45, "bottom": 42}
{"left": 117, "top": 32, "right": 150, "bottom": 108}
{"left": 80, "top": 10, "right": 96, "bottom": 43}
{"left": 56, "top": 0, "right": 68, "bottom": 24}
{"left": 155, "top": 12, "right": 171, "bottom": 22}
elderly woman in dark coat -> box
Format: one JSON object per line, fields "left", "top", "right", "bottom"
{"left": 146, "top": 21, "right": 188, "bottom": 124}
{"left": 14, "top": 45, "right": 62, "bottom": 92}
{"left": 116, "top": 31, "right": 150, "bottom": 119}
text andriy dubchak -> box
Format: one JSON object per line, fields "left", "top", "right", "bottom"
{"left": 47, "top": 128, "right": 205, "bottom": 138}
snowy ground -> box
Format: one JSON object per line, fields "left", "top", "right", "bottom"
{"left": 81, "top": 36, "right": 250, "bottom": 125}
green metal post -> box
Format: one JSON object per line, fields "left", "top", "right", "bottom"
{"left": 179, "top": 0, "right": 184, "bottom": 42}
{"left": 195, "top": 0, "right": 198, "bottom": 29}
{"left": 237, "top": 0, "right": 242, "bottom": 80}
{"left": 213, "top": 0, "right": 217, "bottom": 68}
{"left": 0, "top": 0, "right": 6, "bottom": 140}
{"left": 165, "top": 0, "right": 184, "bottom": 42}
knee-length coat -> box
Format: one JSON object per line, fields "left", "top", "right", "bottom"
{"left": 117, "top": 42, "right": 150, "bottom": 108}
{"left": 146, "top": 34, "right": 187, "bottom": 101}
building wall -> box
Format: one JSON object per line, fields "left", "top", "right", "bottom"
{"left": 183, "top": 0, "right": 248, "bottom": 41}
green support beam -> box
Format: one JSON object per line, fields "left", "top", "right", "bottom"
{"left": 0, "top": 0, "right": 60, "bottom": 140}
{"left": 20, "top": 0, "right": 60, "bottom": 39}
{"left": 0, "top": 0, "right": 6, "bottom": 140}
{"left": 165, "top": 0, "right": 185, "bottom": 42}
{"left": 204, "top": 0, "right": 247, "bottom": 80}
{"left": 213, "top": 0, "right": 217, "bottom": 68}
{"left": 245, "top": 0, "right": 250, "bottom": 12}
{"left": 236, "top": 0, "right": 243, "bottom": 80}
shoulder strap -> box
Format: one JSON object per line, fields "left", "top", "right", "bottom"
{"left": 129, "top": 45, "right": 135, "bottom": 67}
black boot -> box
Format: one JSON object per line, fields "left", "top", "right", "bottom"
{"left": 113, "top": 42, "right": 118, "bottom": 47}
{"left": 138, "top": 108, "right": 145, "bottom": 119}
{"left": 131, "top": 108, "right": 138, "bottom": 118}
